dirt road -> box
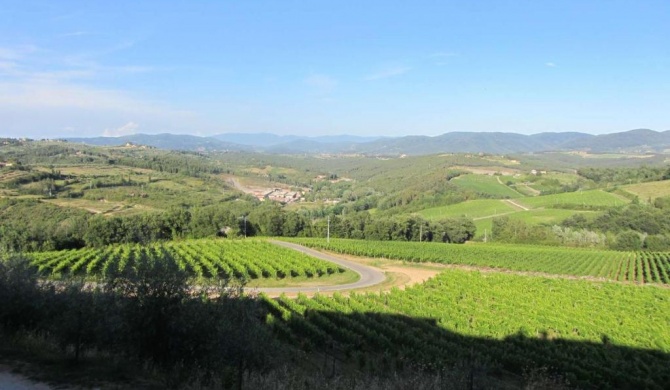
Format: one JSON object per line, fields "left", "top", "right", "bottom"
{"left": 252, "top": 241, "right": 387, "bottom": 294}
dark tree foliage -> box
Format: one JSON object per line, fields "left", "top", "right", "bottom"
{"left": 653, "top": 196, "right": 670, "bottom": 209}
{"left": 611, "top": 231, "right": 643, "bottom": 251}
{"left": 577, "top": 166, "right": 668, "bottom": 185}
{"left": 491, "top": 217, "right": 556, "bottom": 245}
{"left": 115, "top": 151, "right": 224, "bottom": 177}
{"left": 562, "top": 204, "right": 670, "bottom": 236}
{"left": 0, "top": 199, "right": 89, "bottom": 251}
{"left": 0, "top": 254, "right": 47, "bottom": 332}
{"left": 0, "top": 252, "right": 285, "bottom": 387}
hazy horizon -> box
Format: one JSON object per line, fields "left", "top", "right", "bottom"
{"left": 2, "top": 1, "right": 669, "bottom": 139}
{"left": 40, "top": 127, "right": 666, "bottom": 141}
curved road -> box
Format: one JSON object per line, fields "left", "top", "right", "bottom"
{"left": 248, "top": 240, "right": 386, "bottom": 294}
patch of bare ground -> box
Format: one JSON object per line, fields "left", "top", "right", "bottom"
{"left": 280, "top": 250, "right": 444, "bottom": 296}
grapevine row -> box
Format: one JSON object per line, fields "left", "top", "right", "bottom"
{"left": 30, "top": 239, "right": 345, "bottom": 280}
{"left": 285, "top": 238, "right": 670, "bottom": 284}
{"left": 262, "top": 269, "right": 670, "bottom": 389}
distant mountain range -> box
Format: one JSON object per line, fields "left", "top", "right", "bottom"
{"left": 66, "top": 129, "right": 670, "bottom": 155}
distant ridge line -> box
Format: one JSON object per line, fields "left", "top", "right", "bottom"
{"left": 65, "top": 128, "right": 670, "bottom": 155}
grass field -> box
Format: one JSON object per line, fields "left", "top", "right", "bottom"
{"left": 510, "top": 182, "right": 540, "bottom": 196}
{"left": 49, "top": 165, "right": 156, "bottom": 177}
{"left": 622, "top": 179, "right": 670, "bottom": 201}
{"left": 450, "top": 174, "right": 523, "bottom": 198}
{"left": 517, "top": 189, "right": 628, "bottom": 209}
{"left": 417, "top": 187, "right": 631, "bottom": 236}
{"left": 0, "top": 170, "right": 28, "bottom": 182}
{"left": 42, "top": 198, "right": 145, "bottom": 215}
{"left": 418, "top": 199, "right": 518, "bottom": 220}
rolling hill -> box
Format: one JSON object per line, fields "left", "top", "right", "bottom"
{"left": 65, "top": 129, "right": 670, "bottom": 155}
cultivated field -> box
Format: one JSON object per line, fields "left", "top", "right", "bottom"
{"left": 264, "top": 269, "right": 670, "bottom": 388}
{"left": 623, "top": 179, "right": 670, "bottom": 201}
{"left": 517, "top": 189, "right": 628, "bottom": 209}
{"left": 418, "top": 199, "right": 518, "bottom": 220}
{"left": 450, "top": 174, "right": 523, "bottom": 198}
{"left": 31, "top": 239, "right": 347, "bottom": 281}
{"left": 286, "top": 238, "right": 670, "bottom": 285}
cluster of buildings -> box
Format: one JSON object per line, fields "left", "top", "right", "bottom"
{"left": 252, "top": 188, "right": 303, "bottom": 203}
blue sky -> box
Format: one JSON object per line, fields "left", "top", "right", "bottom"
{"left": 1, "top": 1, "right": 668, "bottom": 138}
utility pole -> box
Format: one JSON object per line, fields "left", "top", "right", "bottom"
{"left": 327, "top": 216, "right": 330, "bottom": 244}
{"left": 244, "top": 215, "right": 247, "bottom": 238}
{"left": 419, "top": 225, "right": 422, "bottom": 242}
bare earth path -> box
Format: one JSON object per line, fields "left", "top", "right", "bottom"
{"left": 503, "top": 198, "right": 530, "bottom": 211}
{"left": 253, "top": 241, "right": 386, "bottom": 294}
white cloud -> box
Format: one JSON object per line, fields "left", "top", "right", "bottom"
{"left": 545, "top": 62, "right": 557, "bottom": 67}
{"left": 0, "top": 79, "right": 199, "bottom": 138}
{"left": 0, "top": 44, "right": 200, "bottom": 138}
{"left": 0, "top": 45, "right": 38, "bottom": 60}
{"left": 0, "top": 80, "right": 145, "bottom": 111}
{"left": 0, "top": 61, "right": 18, "bottom": 72}
{"left": 364, "top": 66, "right": 411, "bottom": 81}
{"left": 0, "top": 43, "right": 154, "bottom": 84}
{"left": 103, "top": 121, "right": 139, "bottom": 137}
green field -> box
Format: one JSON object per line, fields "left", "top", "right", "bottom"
{"left": 450, "top": 174, "right": 523, "bottom": 198}
{"left": 31, "top": 239, "right": 347, "bottom": 281}
{"left": 417, "top": 189, "right": 628, "bottom": 234}
{"left": 623, "top": 179, "right": 670, "bottom": 201}
{"left": 418, "top": 199, "right": 518, "bottom": 220}
{"left": 286, "top": 238, "right": 670, "bottom": 284}
{"left": 264, "top": 269, "right": 670, "bottom": 388}
{"left": 518, "top": 189, "right": 628, "bottom": 209}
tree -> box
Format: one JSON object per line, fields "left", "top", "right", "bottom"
{"left": 249, "top": 203, "right": 285, "bottom": 236}
{"left": 611, "top": 230, "right": 643, "bottom": 251}
{"left": 645, "top": 234, "right": 670, "bottom": 251}
{"left": 435, "top": 217, "right": 476, "bottom": 243}
{"left": 283, "top": 212, "right": 306, "bottom": 237}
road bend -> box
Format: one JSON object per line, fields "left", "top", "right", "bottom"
{"left": 250, "top": 240, "right": 386, "bottom": 294}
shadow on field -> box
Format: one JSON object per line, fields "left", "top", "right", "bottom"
{"left": 274, "top": 309, "right": 670, "bottom": 389}
{"left": 2, "top": 254, "right": 669, "bottom": 389}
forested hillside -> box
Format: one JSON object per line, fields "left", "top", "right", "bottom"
{"left": 2, "top": 139, "right": 670, "bottom": 252}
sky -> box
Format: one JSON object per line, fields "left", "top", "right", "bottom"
{"left": 1, "top": 0, "right": 669, "bottom": 139}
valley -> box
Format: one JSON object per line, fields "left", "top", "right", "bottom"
{"left": 1, "top": 138, "right": 670, "bottom": 389}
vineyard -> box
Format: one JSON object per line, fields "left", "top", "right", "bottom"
{"left": 450, "top": 174, "right": 523, "bottom": 199}
{"left": 517, "top": 189, "right": 627, "bottom": 209}
{"left": 623, "top": 179, "right": 670, "bottom": 201}
{"left": 418, "top": 199, "right": 518, "bottom": 220}
{"left": 285, "top": 238, "right": 670, "bottom": 284}
{"left": 262, "top": 269, "right": 670, "bottom": 388}
{"left": 30, "top": 239, "right": 345, "bottom": 280}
